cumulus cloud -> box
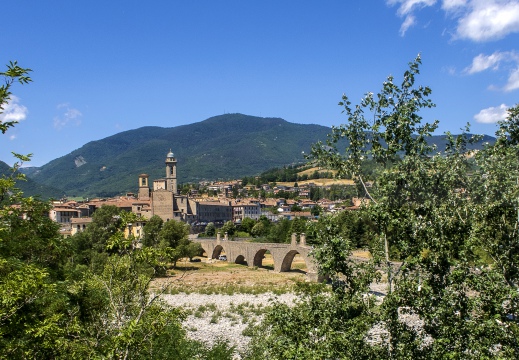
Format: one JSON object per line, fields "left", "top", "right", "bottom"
{"left": 388, "top": 0, "right": 519, "bottom": 41}
{"left": 442, "top": 0, "right": 468, "bottom": 12}
{"left": 464, "top": 51, "right": 519, "bottom": 91}
{"left": 456, "top": 0, "right": 519, "bottom": 42}
{"left": 474, "top": 104, "right": 509, "bottom": 123}
{"left": 0, "top": 95, "right": 28, "bottom": 123}
{"left": 9, "top": 134, "right": 16, "bottom": 140}
{"left": 54, "top": 103, "right": 82, "bottom": 130}
{"left": 464, "top": 52, "right": 510, "bottom": 73}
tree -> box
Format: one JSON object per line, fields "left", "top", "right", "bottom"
{"left": 220, "top": 220, "right": 236, "bottom": 237}
{"left": 310, "top": 204, "right": 322, "bottom": 217}
{"left": 290, "top": 204, "right": 302, "bottom": 212}
{"left": 0, "top": 61, "right": 32, "bottom": 134}
{"left": 248, "top": 56, "right": 519, "bottom": 358}
{"left": 251, "top": 222, "right": 267, "bottom": 237}
{"left": 159, "top": 220, "right": 190, "bottom": 249}
{"left": 142, "top": 215, "right": 164, "bottom": 247}
{"left": 289, "top": 216, "right": 307, "bottom": 236}
{"left": 204, "top": 222, "right": 216, "bottom": 236}
{"left": 0, "top": 62, "right": 69, "bottom": 357}
{"left": 240, "top": 217, "right": 256, "bottom": 234}
{"left": 267, "top": 218, "right": 291, "bottom": 243}
{"left": 0, "top": 61, "right": 235, "bottom": 359}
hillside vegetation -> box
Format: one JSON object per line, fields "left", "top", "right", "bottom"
{"left": 22, "top": 113, "right": 494, "bottom": 198}
{"left": 22, "top": 114, "right": 332, "bottom": 197}
{"left": 0, "top": 160, "right": 63, "bottom": 199}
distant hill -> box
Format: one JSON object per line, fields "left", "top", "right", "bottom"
{"left": 21, "top": 114, "right": 496, "bottom": 198}
{"left": 22, "top": 114, "right": 334, "bottom": 197}
{"left": 0, "top": 161, "right": 63, "bottom": 200}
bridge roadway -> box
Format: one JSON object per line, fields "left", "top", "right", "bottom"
{"left": 191, "top": 233, "right": 320, "bottom": 281}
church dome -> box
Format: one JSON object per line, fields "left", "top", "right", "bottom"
{"left": 167, "top": 149, "right": 174, "bottom": 158}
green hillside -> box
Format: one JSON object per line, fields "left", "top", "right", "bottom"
{"left": 21, "top": 113, "right": 496, "bottom": 198}
{"left": 23, "top": 114, "right": 333, "bottom": 197}
{"left": 0, "top": 161, "right": 63, "bottom": 200}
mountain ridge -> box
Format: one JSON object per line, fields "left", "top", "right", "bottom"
{"left": 22, "top": 114, "right": 333, "bottom": 197}
{"left": 19, "top": 113, "right": 496, "bottom": 198}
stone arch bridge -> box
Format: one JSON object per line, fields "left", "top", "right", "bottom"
{"left": 192, "top": 233, "right": 319, "bottom": 281}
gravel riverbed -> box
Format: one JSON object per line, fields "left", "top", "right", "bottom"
{"left": 162, "top": 283, "right": 391, "bottom": 355}
{"left": 162, "top": 292, "right": 299, "bottom": 353}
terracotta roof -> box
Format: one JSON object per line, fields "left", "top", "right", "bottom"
{"left": 71, "top": 217, "right": 93, "bottom": 224}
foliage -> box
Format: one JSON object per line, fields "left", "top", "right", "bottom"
{"left": 142, "top": 215, "right": 163, "bottom": 247}
{"left": 239, "top": 217, "right": 256, "bottom": 234}
{"left": 142, "top": 218, "right": 203, "bottom": 267}
{"left": 204, "top": 221, "right": 216, "bottom": 236}
{"left": 220, "top": 220, "right": 236, "bottom": 236}
{"left": 158, "top": 219, "right": 190, "bottom": 248}
{"left": 289, "top": 216, "right": 307, "bottom": 236}
{"left": 249, "top": 56, "right": 519, "bottom": 358}
{"left": 245, "top": 282, "right": 382, "bottom": 360}
{"left": 0, "top": 61, "right": 235, "bottom": 359}
{"left": 267, "top": 218, "right": 292, "bottom": 243}
{"left": 0, "top": 61, "right": 31, "bottom": 134}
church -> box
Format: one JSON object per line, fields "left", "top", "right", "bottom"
{"left": 136, "top": 150, "right": 199, "bottom": 223}
{"left": 135, "top": 149, "right": 236, "bottom": 225}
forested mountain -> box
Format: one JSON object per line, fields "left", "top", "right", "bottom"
{"left": 22, "top": 114, "right": 332, "bottom": 197}
{"left": 0, "top": 161, "right": 63, "bottom": 199}
{"left": 21, "top": 113, "right": 495, "bottom": 198}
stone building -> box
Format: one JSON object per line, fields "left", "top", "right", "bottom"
{"left": 196, "top": 201, "right": 233, "bottom": 224}
{"left": 232, "top": 202, "right": 261, "bottom": 222}
{"left": 144, "top": 150, "right": 199, "bottom": 223}
{"left": 140, "top": 150, "right": 239, "bottom": 225}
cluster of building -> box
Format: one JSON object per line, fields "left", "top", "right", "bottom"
{"left": 49, "top": 150, "right": 363, "bottom": 237}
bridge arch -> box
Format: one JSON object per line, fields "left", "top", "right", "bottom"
{"left": 191, "top": 238, "right": 319, "bottom": 281}
{"left": 253, "top": 249, "right": 269, "bottom": 268}
{"left": 211, "top": 245, "right": 224, "bottom": 259}
{"left": 234, "top": 254, "right": 247, "bottom": 265}
{"left": 280, "top": 249, "right": 306, "bottom": 272}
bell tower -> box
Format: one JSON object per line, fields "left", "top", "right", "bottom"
{"left": 138, "top": 173, "right": 150, "bottom": 200}
{"left": 165, "top": 149, "right": 177, "bottom": 194}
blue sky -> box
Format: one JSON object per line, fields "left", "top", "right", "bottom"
{"left": 1, "top": 0, "right": 519, "bottom": 166}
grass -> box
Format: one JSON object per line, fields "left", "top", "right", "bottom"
{"left": 155, "top": 253, "right": 308, "bottom": 295}
{"left": 167, "top": 283, "right": 295, "bottom": 296}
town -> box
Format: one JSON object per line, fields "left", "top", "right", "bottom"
{"left": 49, "top": 149, "right": 367, "bottom": 238}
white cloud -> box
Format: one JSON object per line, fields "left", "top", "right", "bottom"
{"left": 442, "top": 0, "right": 468, "bottom": 11}
{"left": 504, "top": 67, "right": 519, "bottom": 91}
{"left": 9, "top": 134, "right": 16, "bottom": 140}
{"left": 388, "top": 0, "right": 519, "bottom": 41}
{"left": 400, "top": 15, "right": 417, "bottom": 35}
{"left": 464, "top": 51, "right": 519, "bottom": 91}
{"left": 387, "top": 0, "right": 438, "bottom": 16}
{"left": 0, "top": 95, "right": 28, "bottom": 123}
{"left": 442, "top": 65, "right": 457, "bottom": 75}
{"left": 464, "top": 52, "right": 509, "bottom": 74}
{"left": 456, "top": 0, "right": 519, "bottom": 42}
{"left": 474, "top": 104, "right": 509, "bottom": 123}
{"left": 387, "top": 0, "right": 437, "bottom": 35}
{"left": 54, "top": 103, "right": 82, "bottom": 130}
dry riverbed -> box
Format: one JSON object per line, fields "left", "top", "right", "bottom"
{"left": 154, "top": 252, "right": 389, "bottom": 356}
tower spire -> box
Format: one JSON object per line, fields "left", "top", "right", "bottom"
{"left": 165, "top": 149, "right": 177, "bottom": 194}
